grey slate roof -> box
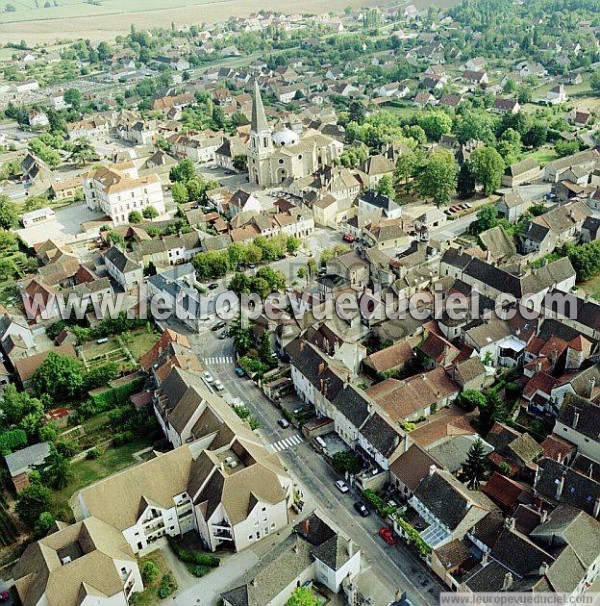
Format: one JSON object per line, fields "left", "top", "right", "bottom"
{"left": 5, "top": 442, "right": 51, "bottom": 477}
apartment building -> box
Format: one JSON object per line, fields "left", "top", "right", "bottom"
{"left": 83, "top": 163, "right": 165, "bottom": 226}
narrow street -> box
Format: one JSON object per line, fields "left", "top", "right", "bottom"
{"left": 190, "top": 329, "right": 443, "bottom": 606}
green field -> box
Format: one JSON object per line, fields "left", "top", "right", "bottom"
{"left": 0, "top": 0, "right": 224, "bottom": 24}
{"left": 580, "top": 275, "right": 600, "bottom": 301}
{"left": 54, "top": 437, "right": 151, "bottom": 520}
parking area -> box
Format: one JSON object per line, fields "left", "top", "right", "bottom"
{"left": 15, "top": 202, "right": 105, "bottom": 247}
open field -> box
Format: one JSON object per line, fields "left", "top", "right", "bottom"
{"left": 0, "top": 0, "right": 381, "bottom": 44}
{"left": 580, "top": 275, "right": 600, "bottom": 301}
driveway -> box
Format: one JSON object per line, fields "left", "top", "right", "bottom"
{"left": 170, "top": 549, "right": 259, "bottom": 606}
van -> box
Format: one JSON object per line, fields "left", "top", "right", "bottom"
{"left": 315, "top": 436, "right": 327, "bottom": 449}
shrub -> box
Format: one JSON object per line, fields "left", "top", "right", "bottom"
{"left": 158, "top": 573, "right": 177, "bottom": 598}
{"left": 189, "top": 564, "right": 211, "bottom": 577}
{"left": 113, "top": 431, "right": 135, "bottom": 446}
{"left": 141, "top": 560, "right": 159, "bottom": 583}
{"left": 86, "top": 447, "right": 101, "bottom": 460}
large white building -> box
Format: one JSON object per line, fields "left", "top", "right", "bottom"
{"left": 83, "top": 162, "right": 165, "bottom": 226}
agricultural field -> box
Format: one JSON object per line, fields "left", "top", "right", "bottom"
{"left": 0, "top": 0, "right": 381, "bottom": 44}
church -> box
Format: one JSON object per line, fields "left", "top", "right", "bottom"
{"left": 247, "top": 81, "right": 343, "bottom": 187}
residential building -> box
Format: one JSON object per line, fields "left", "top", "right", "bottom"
{"left": 104, "top": 246, "right": 144, "bottom": 291}
{"left": 83, "top": 164, "right": 165, "bottom": 226}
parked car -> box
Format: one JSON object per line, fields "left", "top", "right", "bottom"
{"left": 277, "top": 418, "right": 290, "bottom": 429}
{"left": 234, "top": 367, "right": 245, "bottom": 377}
{"left": 343, "top": 233, "right": 355, "bottom": 243}
{"left": 218, "top": 330, "right": 228, "bottom": 340}
{"left": 203, "top": 371, "right": 214, "bottom": 384}
{"left": 378, "top": 527, "right": 397, "bottom": 546}
{"left": 208, "top": 283, "right": 219, "bottom": 290}
{"left": 212, "top": 321, "right": 226, "bottom": 331}
{"left": 214, "top": 380, "right": 224, "bottom": 391}
{"left": 249, "top": 263, "right": 256, "bottom": 269}
{"left": 0, "top": 590, "right": 9, "bottom": 602}
{"left": 335, "top": 480, "right": 349, "bottom": 493}
{"left": 450, "top": 206, "right": 460, "bottom": 213}
{"left": 353, "top": 501, "right": 370, "bottom": 517}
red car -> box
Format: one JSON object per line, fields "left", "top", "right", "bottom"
{"left": 378, "top": 527, "right": 397, "bottom": 546}
{"left": 343, "top": 233, "right": 355, "bottom": 243}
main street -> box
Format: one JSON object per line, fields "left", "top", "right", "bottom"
{"left": 189, "top": 328, "right": 443, "bottom": 606}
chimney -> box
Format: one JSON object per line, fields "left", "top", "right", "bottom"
{"left": 550, "top": 348, "right": 558, "bottom": 366}
{"left": 539, "top": 562, "right": 549, "bottom": 576}
{"left": 594, "top": 497, "right": 600, "bottom": 519}
{"left": 302, "top": 518, "right": 310, "bottom": 535}
{"left": 540, "top": 509, "right": 548, "bottom": 524}
{"left": 429, "top": 464, "right": 437, "bottom": 476}
{"left": 572, "top": 410, "right": 580, "bottom": 429}
{"left": 481, "top": 551, "right": 489, "bottom": 566}
{"left": 395, "top": 590, "right": 407, "bottom": 602}
{"left": 504, "top": 517, "right": 516, "bottom": 531}
{"left": 586, "top": 377, "right": 596, "bottom": 398}
{"left": 556, "top": 473, "right": 566, "bottom": 500}
{"left": 318, "top": 361, "right": 325, "bottom": 375}
{"left": 251, "top": 579, "right": 257, "bottom": 587}
{"left": 346, "top": 539, "right": 353, "bottom": 558}
{"left": 293, "top": 543, "right": 299, "bottom": 554}
{"left": 503, "top": 572, "right": 513, "bottom": 591}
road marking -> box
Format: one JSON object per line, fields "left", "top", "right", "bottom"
{"left": 203, "top": 356, "right": 235, "bottom": 365}
{"left": 269, "top": 434, "right": 302, "bottom": 453}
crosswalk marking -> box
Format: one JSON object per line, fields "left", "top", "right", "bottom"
{"left": 269, "top": 434, "right": 303, "bottom": 453}
{"left": 203, "top": 356, "right": 235, "bottom": 365}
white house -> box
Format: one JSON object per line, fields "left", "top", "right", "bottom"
{"left": 103, "top": 246, "right": 144, "bottom": 291}
{"left": 83, "top": 164, "right": 165, "bottom": 225}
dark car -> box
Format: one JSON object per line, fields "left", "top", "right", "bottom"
{"left": 218, "top": 330, "right": 228, "bottom": 340}
{"left": 353, "top": 501, "right": 370, "bottom": 517}
{"left": 208, "top": 283, "right": 219, "bottom": 290}
{"left": 277, "top": 418, "right": 290, "bottom": 429}
{"left": 211, "top": 321, "right": 226, "bottom": 331}
{"left": 234, "top": 367, "right": 245, "bottom": 377}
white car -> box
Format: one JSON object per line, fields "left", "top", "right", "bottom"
{"left": 214, "top": 380, "right": 224, "bottom": 391}
{"left": 335, "top": 480, "right": 349, "bottom": 493}
{"left": 203, "top": 371, "right": 214, "bottom": 384}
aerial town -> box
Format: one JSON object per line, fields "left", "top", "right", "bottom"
{"left": 0, "top": 0, "right": 599, "bottom": 605}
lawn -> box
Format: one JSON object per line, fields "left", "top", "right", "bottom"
{"left": 53, "top": 437, "right": 151, "bottom": 521}
{"left": 579, "top": 275, "right": 600, "bottom": 301}
{"left": 523, "top": 147, "right": 559, "bottom": 166}
{"left": 121, "top": 329, "right": 161, "bottom": 362}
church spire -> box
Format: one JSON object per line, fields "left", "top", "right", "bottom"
{"left": 251, "top": 80, "right": 269, "bottom": 133}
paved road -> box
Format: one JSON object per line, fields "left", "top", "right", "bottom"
{"left": 190, "top": 329, "right": 443, "bottom": 606}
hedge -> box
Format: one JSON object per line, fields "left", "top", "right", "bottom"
{"left": 167, "top": 536, "right": 220, "bottom": 568}
{"left": 395, "top": 515, "right": 431, "bottom": 558}
{"left": 89, "top": 376, "right": 146, "bottom": 411}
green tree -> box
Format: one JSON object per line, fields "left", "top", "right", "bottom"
{"left": 171, "top": 182, "right": 189, "bottom": 205}
{"left": 297, "top": 267, "right": 307, "bottom": 281}
{"left": 418, "top": 111, "right": 453, "bottom": 141}
{"left": 40, "top": 446, "right": 72, "bottom": 489}
{"left": 0, "top": 385, "right": 43, "bottom": 426}
{"left": 286, "top": 587, "right": 320, "bottom": 606}
{"left": 555, "top": 139, "right": 581, "bottom": 157}
{"left": 34, "top": 511, "right": 56, "bottom": 537}
{"left": 69, "top": 137, "right": 96, "bottom": 166}
{"left": 457, "top": 161, "right": 476, "bottom": 199}
{"left": 470, "top": 147, "right": 505, "bottom": 195}
{"left": 591, "top": 70, "right": 600, "bottom": 92}
{"left": 16, "top": 483, "right": 54, "bottom": 528}
{"left": 470, "top": 205, "right": 499, "bottom": 235}
{"left": 461, "top": 438, "right": 488, "bottom": 489}
{"left": 169, "top": 158, "right": 196, "bottom": 183}
{"left": 63, "top": 88, "right": 82, "bottom": 109}
{"left": 286, "top": 236, "right": 300, "bottom": 254}
{"left": 233, "top": 154, "right": 247, "bottom": 171}
{"left": 394, "top": 151, "right": 417, "bottom": 192}
{"left": 0, "top": 194, "right": 19, "bottom": 229}
{"left": 332, "top": 451, "right": 361, "bottom": 474}
{"left": 418, "top": 149, "right": 458, "bottom": 206}
{"left": 142, "top": 206, "right": 159, "bottom": 220}
{"left": 457, "top": 389, "right": 487, "bottom": 411}
{"left": 376, "top": 174, "right": 395, "bottom": 200}
{"left": 142, "top": 560, "right": 159, "bottom": 583}
{"left": 456, "top": 112, "right": 496, "bottom": 146}
{"left": 128, "top": 210, "right": 143, "bottom": 223}
{"left": 31, "top": 351, "right": 84, "bottom": 399}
